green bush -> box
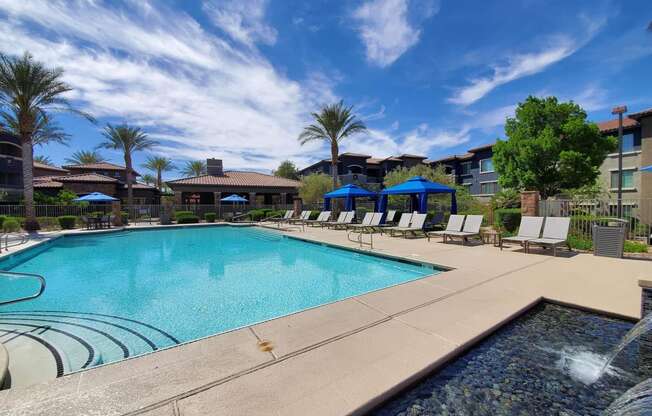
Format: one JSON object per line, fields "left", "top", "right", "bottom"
{"left": 2, "top": 217, "right": 20, "bottom": 233}
{"left": 308, "top": 211, "right": 320, "bottom": 220}
{"left": 57, "top": 215, "right": 77, "bottom": 230}
{"left": 265, "top": 210, "right": 285, "bottom": 219}
{"left": 121, "top": 212, "right": 129, "bottom": 225}
{"left": 37, "top": 217, "right": 59, "bottom": 230}
{"left": 174, "top": 211, "right": 193, "bottom": 218}
{"left": 624, "top": 240, "right": 648, "bottom": 253}
{"left": 494, "top": 208, "right": 522, "bottom": 232}
{"left": 568, "top": 235, "right": 592, "bottom": 251}
{"left": 204, "top": 212, "right": 216, "bottom": 223}
{"left": 177, "top": 215, "right": 199, "bottom": 224}
{"left": 0, "top": 215, "right": 6, "bottom": 228}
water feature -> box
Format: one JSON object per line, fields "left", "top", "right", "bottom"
{"left": 599, "top": 314, "right": 652, "bottom": 381}
{"left": 371, "top": 303, "right": 649, "bottom": 416}
{"left": 603, "top": 378, "right": 652, "bottom": 416}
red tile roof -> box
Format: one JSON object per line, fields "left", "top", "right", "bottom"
{"left": 365, "top": 158, "right": 383, "bottom": 164}
{"left": 339, "top": 152, "right": 371, "bottom": 158}
{"left": 62, "top": 162, "right": 140, "bottom": 176}
{"left": 596, "top": 117, "right": 639, "bottom": 133}
{"left": 124, "top": 182, "right": 157, "bottom": 190}
{"left": 167, "top": 171, "right": 301, "bottom": 188}
{"left": 33, "top": 162, "right": 69, "bottom": 173}
{"left": 34, "top": 173, "right": 119, "bottom": 185}
{"left": 466, "top": 143, "right": 495, "bottom": 153}
{"left": 33, "top": 180, "right": 63, "bottom": 189}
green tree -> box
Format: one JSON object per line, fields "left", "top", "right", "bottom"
{"left": 299, "top": 173, "right": 334, "bottom": 204}
{"left": 34, "top": 155, "right": 53, "bottom": 165}
{"left": 0, "top": 52, "right": 93, "bottom": 229}
{"left": 97, "top": 124, "right": 157, "bottom": 207}
{"left": 141, "top": 174, "right": 156, "bottom": 186}
{"left": 143, "top": 155, "right": 174, "bottom": 190}
{"left": 298, "top": 101, "right": 367, "bottom": 188}
{"left": 65, "top": 149, "right": 106, "bottom": 165}
{"left": 180, "top": 160, "right": 207, "bottom": 177}
{"left": 493, "top": 96, "right": 617, "bottom": 199}
{"left": 273, "top": 160, "right": 299, "bottom": 180}
{"left": 383, "top": 164, "right": 452, "bottom": 188}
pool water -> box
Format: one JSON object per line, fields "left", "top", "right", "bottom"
{"left": 0, "top": 226, "right": 437, "bottom": 375}
{"left": 371, "top": 303, "right": 649, "bottom": 416}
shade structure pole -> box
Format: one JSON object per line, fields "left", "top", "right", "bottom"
{"left": 324, "top": 197, "right": 331, "bottom": 211}
{"left": 410, "top": 194, "right": 418, "bottom": 213}
{"left": 419, "top": 192, "right": 428, "bottom": 214}
{"left": 378, "top": 195, "right": 388, "bottom": 223}
{"left": 451, "top": 191, "right": 457, "bottom": 214}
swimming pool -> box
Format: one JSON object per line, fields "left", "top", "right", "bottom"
{"left": 0, "top": 225, "right": 438, "bottom": 379}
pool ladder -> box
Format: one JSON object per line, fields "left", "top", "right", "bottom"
{"left": 0, "top": 271, "right": 46, "bottom": 306}
{"left": 347, "top": 229, "right": 374, "bottom": 249}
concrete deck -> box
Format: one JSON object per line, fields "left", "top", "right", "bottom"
{"left": 0, "top": 224, "right": 648, "bottom": 415}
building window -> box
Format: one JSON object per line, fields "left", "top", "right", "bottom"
{"left": 610, "top": 170, "right": 635, "bottom": 189}
{"left": 460, "top": 162, "right": 471, "bottom": 175}
{"left": 621, "top": 133, "right": 635, "bottom": 153}
{"left": 480, "top": 181, "right": 498, "bottom": 195}
{"left": 479, "top": 158, "right": 494, "bottom": 173}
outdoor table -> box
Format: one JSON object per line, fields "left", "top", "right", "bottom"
{"left": 481, "top": 229, "right": 502, "bottom": 247}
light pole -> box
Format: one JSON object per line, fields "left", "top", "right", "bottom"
{"left": 611, "top": 105, "right": 627, "bottom": 218}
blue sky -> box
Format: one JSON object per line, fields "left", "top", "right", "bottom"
{"left": 0, "top": 0, "right": 650, "bottom": 179}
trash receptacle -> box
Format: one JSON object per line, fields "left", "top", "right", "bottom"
{"left": 592, "top": 218, "right": 627, "bottom": 258}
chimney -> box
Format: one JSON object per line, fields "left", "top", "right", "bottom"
{"left": 207, "top": 158, "right": 224, "bottom": 176}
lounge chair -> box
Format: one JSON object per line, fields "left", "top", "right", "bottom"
{"left": 427, "top": 214, "right": 465, "bottom": 242}
{"left": 384, "top": 210, "right": 397, "bottom": 224}
{"left": 324, "top": 211, "right": 354, "bottom": 229}
{"left": 346, "top": 212, "right": 373, "bottom": 230}
{"left": 500, "top": 216, "right": 544, "bottom": 252}
{"left": 386, "top": 213, "right": 428, "bottom": 238}
{"left": 305, "top": 211, "right": 331, "bottom": 227}
{"left": 267, "top": 210, "right": 292, "bottom": 223}
{"left": 288, "top": 210, "right": 311, "bottom": 224}
{"left": 526, "top": 217, "right": 571, "bottom": 257}
{"left": 381, "top": 212, "right": 411, "bottom": 234}
{"left": 442, "top": 215, "right": 483, "bottom": 244}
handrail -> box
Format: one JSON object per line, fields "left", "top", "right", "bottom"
{"left": 1, "top": 233, "right": 28, "bottom": 252}
{"left": 0, "top": 271, "right": 46, "bottom": 306}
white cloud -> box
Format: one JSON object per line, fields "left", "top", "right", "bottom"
{"left": 352, "top": 0, "right": 439, "bottom": 67}
{"left": 202, "top": 0, "right": 277, "bottom": 47}
{"left": 0, "top": 0, "right": 335, "bottom": 172}
{"left": 448, "top": 38, "right": 579, "bottom": 106}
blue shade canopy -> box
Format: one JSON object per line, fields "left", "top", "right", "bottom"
{"left": 642, "top": 165, "right": 652, "bottom": 172}
{"left": 323, "top": 184, "right": 377, "bottom": 211}
{"left": 378, "top": 176, "right": 457, "bottom": 214}
{"left": 221, "top": 194, "right": 248, "bottom": 202}
{"left": 73, "top": 192, "right": 118, "bottom": 202}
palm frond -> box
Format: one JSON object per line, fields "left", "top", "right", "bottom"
{"left": 64, "top": 150, "right": 106, "bottom": 165}
{"left": 297, "top": 100, "right": 367, "bottom": 146}
{"left": 180, "top": 160, "right": 207, "bottom": 177}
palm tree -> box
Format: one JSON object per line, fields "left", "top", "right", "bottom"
{"left": 34, "top": 155, "right": 53, "bottom": 165}
{"left": 181, "top": 160, "right": 207, "bottom": 177}
{"left": 65, "top": 149, "right": 106, "bottom": 165}
{"left": 97, "top": 124, "right": 157, "bottom": 207}
{"left": 0, "top": 52, "right": 93, "bottom": 230}
{"left": 141, "top": 174, "right": 156, "bottom": 186}
{"left": 143, "top": 155, "right": 174, "bottom": 190}
{"left": 298, "top": 100, "right": 367, "bottom": 188}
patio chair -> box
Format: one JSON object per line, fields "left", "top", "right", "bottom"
{"left": 80, "top": 215, "right": 91, "bottom": 230}
{"left": 325, "top": 211, "right": 355, "bottom": 229}
{"left": 387, "top": 213, "right": 428, "bottom": 238}
{"left": 305, "top": 211, "right": 331, "bottom": 227}
{"left": 442, "top": 215, "right": 484, "bottom": 244}
{"left": 500, "top": 216, "right": 544, "bottom": 252}
{"left": 427, "top": 214, "right": 465, "bottom": 242}
{"left": 346, "top": 212, "right": 374, "bottom": 230}
{"left": 268, "top": 210, "right": 293, "bottom": 223}
{"left": 349, "top": 212, "right": 383, "bottom": 233}
{"left": 288, "top": 210, "right": 311, "bottom": 224}
{"left": 384, "top": 210, "right": 397, "bottom": 224}
{"left": 526, "top": 217, "right": 571, "bottom": 257}
{"left": 381, "top": 212, "right": 412, "bottom": 234}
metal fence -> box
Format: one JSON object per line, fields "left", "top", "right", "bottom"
{"left": 539, "top": 198, "right": 652, "bottom": 245}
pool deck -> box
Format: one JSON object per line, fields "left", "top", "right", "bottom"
{"left": 0, "top": 222, "right": 649, "bottom": 415}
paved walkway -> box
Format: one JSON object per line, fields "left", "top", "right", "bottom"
{"left": 0, "top": 225, "right": 648, "bottom": 415}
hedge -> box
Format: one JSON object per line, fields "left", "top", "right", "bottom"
{"left": 246, "top": 209, "right": 266, "bottom": 221}
{"left": 204, "top": 212, "right": 216, "bottom": 223}
{"left": 174, "top": 211, "right": 194, "bottom": 220}
{"left": 0, "top": 215, "right": 6, "bottom": 228}
{"left": 494, "top": 208, "right": 521, "bottom": 233}
{"left": 57, "top": 215, "right": 77, "bottom": 230}
{"left": 2, "top": 217, "right": 20, "bottom": 233}
{"left": 177, "top": 215, "right": 199, "bottom": 224}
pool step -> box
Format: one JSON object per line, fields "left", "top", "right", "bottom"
{"left": 0, "top": 310, "right": 180, "bottom": 388}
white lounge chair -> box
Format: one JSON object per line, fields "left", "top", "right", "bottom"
{"left": 347, "top": 212, "right": 373, "bottom": 230}
{"left": 443, "top": 215, "right": 483, "bottom": 244}
{"left": 387, "top": 213, "right": 428, "bottom": 238}
{"left": 348, "top": 212, "right": 382, "bottom": 232}
{"left": 427, "top": 214, "right": 465, "bottom": 242}
{"left": 267, "top": 210, "right": 292, "bottom": 223}
{"left": 323, "top": 211, "right": 354, "bottom": 229}
{"left": 384, "top": 210, "right": 397, "bottom": 224}
{"left": 500, "top": 216, "right": 544, "bottom": 252}
{"left": 381, "top": 212, "right": 412, "bottom": 234}
{"left": 526, "top": 217, "right": 571, "bottom": 257}
{"left": 330, "top": 211, "right": 355, "bottom": 229}
{"left": 288, "top": 210, "right": 311, "bottom": 224}
{"left": 305, "top": 211, "right": 331, "bottom": 227}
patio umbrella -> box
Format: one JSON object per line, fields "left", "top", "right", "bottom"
{"left": 220, "top": 194, "right": 248, "bottom": 203}
{"left": 322, "top": 184, "right": 377, "bottom": 211}
{"left": 379, "top": 176, "right": 457, "bottom": 215}
{"left": 73, "top": 192, "right": 119, "bottom": 202}
{"left": 642, "top": 165, "right": 652, "bottom": 172}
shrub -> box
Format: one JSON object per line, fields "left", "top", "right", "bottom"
{"left": 174, "top": 210, "right": 193, "bottom": 217}
{"left": 494, "top": 208, "right": 521, "bottom": 232}
{"left": 177, "top": 215, "right": 199, "bottom": 224}
{"left": 57, "top": 215, "right": 77, "bottom": 230}
{"left": 624, "top": 240, "right": 648, "bottom": 253}
{"left": 2, "top": 217, "right": 20, "bottom": 233}
{"left": 121, "top": 212, "right": 129, "bottom": 225}
{"left": 568, "top": 235, "right": 592, "bottom": 251}
{"left": 308, "top": 211, "right": 320, "bottom": 220}
{"left": 246, "top": 209, "right": 269, "bottom": 221}
{"left": 0, "top": 215, "right": 6, "bottom": 228}
{"left": 265, "top": 210, "right": 285, "bottom": 219}
{"left": 37, "top": 217, "right": 59, "bottom": 230}
{"left": 204, "top": 212, "right": 216, "bottom": 223}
